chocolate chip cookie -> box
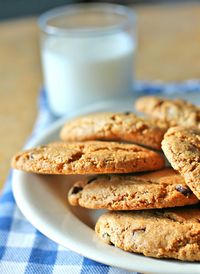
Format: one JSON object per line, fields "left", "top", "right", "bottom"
{"left": 135, "top": 96, "right": 200, "bottom": 129}
{"left": 95, "top": 206, "right": 200, "bottom": 261}
{"left": 162, "top": 127, "right": 200, "bottom": 200}
{"left": 68, "top": 168, "right": 198, "bottom": 210}
{"left": 60, "top": 112, "right": 167, "bottom": 150}
{"left": 12, "top": 141, "right": 165, "bottom": 175}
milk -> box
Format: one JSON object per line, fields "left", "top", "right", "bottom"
{"left": 42, "top": 32, "right": 135, "bottom": 116}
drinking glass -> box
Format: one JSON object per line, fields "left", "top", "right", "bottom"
{"left": 39, "top": 3, "right": 136, "bottom": 116}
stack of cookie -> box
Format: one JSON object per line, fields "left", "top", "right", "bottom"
{"left": 11, "top": 96, "right": 200, "bottom": 262}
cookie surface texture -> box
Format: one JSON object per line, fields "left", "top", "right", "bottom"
{"left": 95, "top": 207, "right": 200, "bottom": 261}
{"left": 68, "top": 168, "right": 198, "bottom": 209}
{"left": 12, "top": 141, "right": 165, "bottom": 175}
{"left": 162, "top": 126, "right": 200, "bottom": 200}
{"left": 135, "top": 96, "right": 200, "bottom": 129}
{"left": 60, "top": 112, "right": 166, "bottom": 150}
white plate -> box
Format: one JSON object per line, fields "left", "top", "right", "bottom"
{"left": 12, "top": 95, "right": 200, "bottom": 274}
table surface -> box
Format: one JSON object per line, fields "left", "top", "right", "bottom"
{"left": 1, "top": 3, "right": 200, "bottom": 190}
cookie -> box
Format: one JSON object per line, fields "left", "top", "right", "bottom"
{"left": 68, "top": 168, "right": 198, "bottom": 210}
{"left": 11, "top": 141, "right": 165, "bottom": 175}
{"left": 135, "top": 96, "right": 200, "bottom": 129}
{"left": 162, "top": 127, "right": 200, "bottom": 200}
{"left": 95, "top": 206, "right": 200, "bottom": 261}
{"left": 60, "top": 112, "right": 167, "bottom": 150}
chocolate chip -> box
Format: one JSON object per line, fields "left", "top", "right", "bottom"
{"left": 133, "top": 228, "right": 146, "bottom": 235}
{"left": 102, "top": 232, "right": 114, "bottom": 245}
{"left": 87, "top": 177, "right": 97, "bottom": 184}
{"left": 124, "top": 111, "right": 131, "bottom": 115}
{"left": 30, "top": 153, "right": 35, "bottom": 160}
{"left": 71, "top": 186, "right": 83, "bottom": 195}
{"left": 175, "top": 185, "right": 192, "bottom": 197}
{"left": 102, "top": 232, "right": 110, "bottom": 238}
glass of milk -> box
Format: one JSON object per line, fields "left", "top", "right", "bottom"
{"left": 39, "top": 3, "right": 136, "bottom": 116}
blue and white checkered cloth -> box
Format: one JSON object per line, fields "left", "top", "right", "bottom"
{"left": 1, "top": 80, "right": 200, "bottom": 274}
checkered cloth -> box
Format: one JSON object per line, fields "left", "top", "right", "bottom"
{"left": 1, "top": 80, "right": 200, "bottom": 274}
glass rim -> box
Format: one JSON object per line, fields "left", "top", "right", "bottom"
{"left": 38, "top": 3, "right": 136, "bottom": 37}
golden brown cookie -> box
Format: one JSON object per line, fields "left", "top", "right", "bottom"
{"left": 11, "top": 141, "right": 165, "bottom": 175}
{"left": 95, "top": 206, "right": 200, "bottom": 261}
{"left": 68, "top": 168, "right": 198, "bottom": 210}
{"left": 162, "top": 127, "right": 200, "bottom": 200}
{"left": 60, "top": 112, "right": 167, "bottom": 150}
{"left": 135, "top": 96, "right": 200, "bottom": 129}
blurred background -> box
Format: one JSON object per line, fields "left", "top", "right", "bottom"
{"left": 0, "top": 0, "right": 199, "bottom": 20}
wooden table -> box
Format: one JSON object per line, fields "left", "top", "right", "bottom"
{"left": 1, "top": 3, "right": 200, "bottom": 190}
